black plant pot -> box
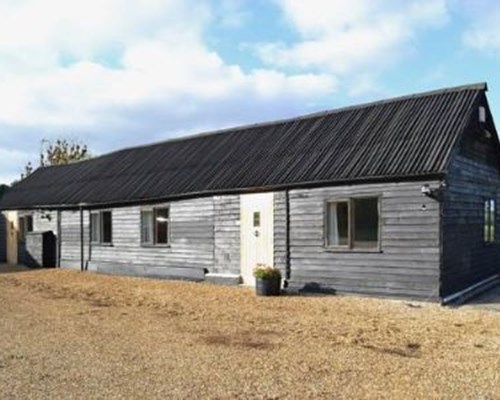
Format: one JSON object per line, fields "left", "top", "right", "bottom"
{"left": 255, "top": 277, "right": 281, "bottom": 296}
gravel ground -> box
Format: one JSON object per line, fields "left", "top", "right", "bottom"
{"left": 0, "top": 266, "right": 499, "bottom": 399}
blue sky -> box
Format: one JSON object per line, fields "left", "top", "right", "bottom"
{"left": 1, "top": 0, "right": 500, "bottom": 184}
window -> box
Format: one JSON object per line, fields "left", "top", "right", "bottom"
{"left": 326, "top": 197, "right": 379, "bottom": 250}
{"left": 484, "top": 199, "right": 496, "bottom": 243}
{"left": 90, "top": 211, "right": 113, "bottom": 244}
{"left": 18, "top": 215, "right": 33, "bottom": 241}
{"left": 141, "top": 210, "right": 154, "bottom": 244}
{"left": 253, "top": 211, "right": 261, "bottom": 228}
{"left": 26, "top": 215, "right": 34, "bottom": 233}
{"left": 141, "top": 207, "right": 170, "bottom": 245}
{"left": 326, "top": 201, "right": 349, "bottom": 246}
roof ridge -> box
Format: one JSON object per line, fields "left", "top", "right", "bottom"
{"left": 37, "top": 82, "right": 487, "bottom": 170}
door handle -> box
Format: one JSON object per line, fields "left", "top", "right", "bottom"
{"left": 254, "top": 230, "right": 260, "bottom": 237}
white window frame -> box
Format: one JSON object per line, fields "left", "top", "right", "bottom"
{"left": 484, "top": 199, "right": 496, "bottom": 244}
{"left": 324, "top": 195, "right": 381, "bottom": 252}
{"left": 140, "top": 206, "right": 170, "bottom": 247}
{"left": 90, "top": 210, "right": 113, "bottom": 245}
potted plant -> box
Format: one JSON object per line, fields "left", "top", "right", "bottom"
{"left": 253, "top": 264, "right": 282, "bottom": 296}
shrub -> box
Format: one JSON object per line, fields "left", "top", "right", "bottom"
{"left": 253, "top": 264, "right": 281, "bottom": 280}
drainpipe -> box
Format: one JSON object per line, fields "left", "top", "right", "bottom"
{"left": 57, "top": 210, "right": 62, "bottom": 268}
{"left": 285, "top": 189, "right": 291, "bottom": 284}
{"left": 79, "top": 205, "right": 84, "bottom": 272}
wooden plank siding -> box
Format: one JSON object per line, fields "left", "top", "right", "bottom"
{"left": 0, "top": 212, "right": 6, "bottom": 263}
{"left": 214, "top": 195, "right": 240, "bottom": 275}
{"left": 441, "top": 109, "right": 500, "bottom": 297}
{"left": 60, "top": 210, "right": 90, "bottom": 269}
{"left": 273, "top": 191, "right": 287, "bottom": 276}
{"left": 33, "top": 211, "right": 57, "bottom": 233}
{"left": 83, "top": 198, "right": 214, "bottom": 280}
{"left": 286, "top": 181, "right": 442, "bottom": 299}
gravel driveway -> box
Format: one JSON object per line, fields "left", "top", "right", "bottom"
{"left": 0, "top": 265, "right": 499, "bottom": 399}
{"left": 462, "top": 283, "right": 500, "bottom": 312}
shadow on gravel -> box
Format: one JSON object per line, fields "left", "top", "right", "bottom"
{"left": 0, "top": 264, "right": 33, "bottom": 274}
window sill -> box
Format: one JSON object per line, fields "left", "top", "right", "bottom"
{"left": 140, "top": 244, "right": 171, "bottom": 249}
{"left": 91, "top": 243, "right": 114, "bottom": 247}
{"left": 323, "top": 247, "right": 382, "bottom": 254}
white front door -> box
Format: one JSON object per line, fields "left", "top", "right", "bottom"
{"left": 240, "top": 193, "right": 274, "bottom": 285}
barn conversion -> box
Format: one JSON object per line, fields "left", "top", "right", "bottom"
{"left": 1, "top": 82, "right": 499, "bottom": 302}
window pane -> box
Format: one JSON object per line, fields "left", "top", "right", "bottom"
{"left": 156, "top": 208, "right": 169, "bottom": 244}
{"left": 91, "top": 213, "right": 100, "bottom": 242}
{"left": 353, "top": 198, "right": 379, "bottom": 248}
{"left": 18, "top": 217, "right": 26, "bottom": 241}
{"left": 485, "top": 199, "right": 495, "bottom": 243}
{"left": 26, "top": 215, "right": 34, "bottom": 232}
{"left": 101, "top": 211, "right": 112, "bottom": 244}
{"left": 253, "top": 212, "right": 260, "bottom": 228}
{"left": 326, "top": 202, "right": 348, "bottom": 246}
{"left": 491, "top": 200, "right": 495, "bottom": 242}
{"left": 141, "top": 210, "right": 154, "bottom": 244}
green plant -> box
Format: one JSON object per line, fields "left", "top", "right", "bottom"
{"left": 253, "top": 264, "right": 281, "bottom": 280}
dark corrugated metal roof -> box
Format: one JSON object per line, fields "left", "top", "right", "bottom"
{"left": 0, "top": 83, "right": 488, "bottom": 210}
{"left": 0, "top": 185, "right": 8, "bottom": 200}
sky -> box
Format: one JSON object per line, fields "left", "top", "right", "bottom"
{"left": 1, "top": 0, "right": 500, "bottom": 184}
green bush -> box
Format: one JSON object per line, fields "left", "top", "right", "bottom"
{"left": 253, "top": 264, "right": 281, "bottom": 280}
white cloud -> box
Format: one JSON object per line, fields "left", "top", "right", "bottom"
{"left": 0, "top": 0, "right": 337, "bottom": 184}
{"left": 258, "top": 0, "right": 449, "bottom": 74}
{"left": 215, "top": 0, "right": 250, "bottom": 28}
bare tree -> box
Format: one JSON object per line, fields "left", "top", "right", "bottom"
{"left": 21, "top": 138, "right": 91, "bottom": 179}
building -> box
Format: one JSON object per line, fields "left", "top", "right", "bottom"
{"left": 1, "top": 83, "right": 499, "bottom": 302}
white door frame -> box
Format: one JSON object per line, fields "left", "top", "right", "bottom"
{"left": 240, "top": 193, "right": 274, "bottom": 285}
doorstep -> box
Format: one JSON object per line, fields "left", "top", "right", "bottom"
{"left": 205, "top": 273, "right": 242, "bottom": 286}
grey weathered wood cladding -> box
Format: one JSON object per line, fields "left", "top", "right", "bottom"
{"left": 285, "top": 182, "right": 441, "bottom": 299}
{"left": 441, "top": 99, "right": 500, "bottom": 297}
{"left": 0, "top": 213, "right": 6, "bottom": 263}
{"left": 55, "top": 198, "right": 216, "bottom": 279}
{"left": 46, "top": 180, "right": 444, "bottom": 299}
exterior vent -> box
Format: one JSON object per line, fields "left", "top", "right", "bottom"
{"left": 479, "top": 106, "right": 486, "bottom": 123}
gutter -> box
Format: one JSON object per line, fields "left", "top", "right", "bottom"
{"left": 441, "top": 274, "right": 500, "bottom": 305}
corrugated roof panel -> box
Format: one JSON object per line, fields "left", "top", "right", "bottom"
{"left": 0, "top": 83, "right": 488, "bottom": 209}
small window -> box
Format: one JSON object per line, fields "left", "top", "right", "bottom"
{"left": 18, "top": 217, "right": 26, "bottom": 241}
{"left": 353, "top": 198, "right": 379, "bottom": 249}
{"left": 253, "top": 211, "right": 261, "bottom": 228}
{"left": 326, "top": 201, "right": 349, "bottom": 246}
{"left": 484, "top": 199, "right": 496, "bottom": 243}
{"left": 18, "top": 215, "right": 33, "bottom": 241}
{"left": 141, "top": 207, "right": 170, "bottom": 245}
{"left": 141, "top": 210, "right": 154, "bottom": 244}
{"left": 26, "top": 215, "right": 34, "bottom": 233}
{"left": 156, "top": 208, "right": 169, "bottom": 245}
{"left": 90, "top": 213, "right": 100, "bottom": 243}
{"left": 325, "top": 197, "right": 379, "bottom": 250}
{"left": 101, "top": 211, "right": 112, "bottom": 244}
{"left": 91, "top": 211, "right": 113, "bottom": 245}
